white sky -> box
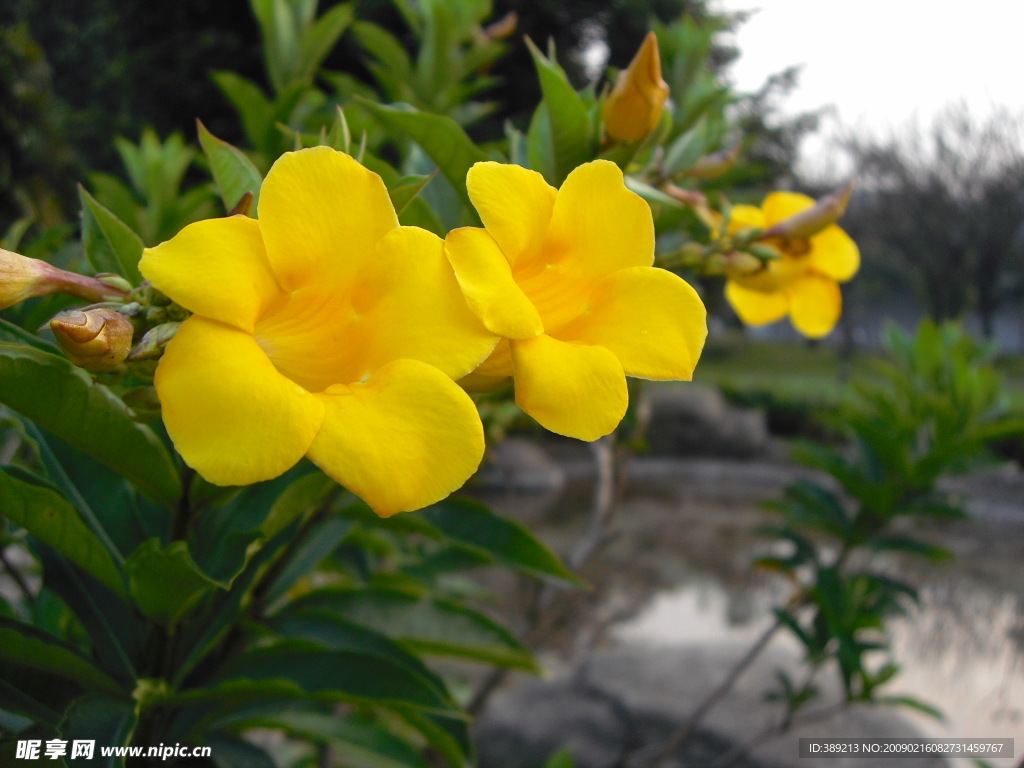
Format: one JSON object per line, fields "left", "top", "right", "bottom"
{"left": 712, "top": 0, "right": 1024, "bottom": 173}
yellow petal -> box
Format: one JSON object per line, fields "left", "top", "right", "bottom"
{"left": 510, "top": 334, "right": 627, "bottom": 441}
{"left": 347, "top": 226, "right": 499, "bottom": 379}
{"left": 761, "top": 191, "right": 815, "bottom": 227}
{"left": 466, "top": 162, "right": 557, "bottom": 269}
{"left": 546, "top": 160, "right": 654, "bottom": 278}
{"left": 725, "top": 279, "right": 790, "bottom": 326}
{"left": 257, "top": 147, "right": 398, "bottom": 292}
{"left": 556, "top": 266, "right": 707, "bottom": 380}
{"left": 307, "top": 359, "right": 484, "bottom": 517}
{"left": 809, "top": 224, "right": 860, "bottom": 282}
{"left": 444, "top": 227, "right": 544, "bottom": 339}
{"left": 155, "top": 317, "right": 324, "bottom": 485}
{"left": 140, "top": 216, "right": 281, "bottom": 333}
{"left": 788, "top": 274, "right": 842, "bottom": 338}
{"left": 725, "top": 204, "right": 766, "bottom": 234}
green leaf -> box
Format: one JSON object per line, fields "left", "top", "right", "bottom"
{"left": 205, "top": 641, "right": 459, "bottom": 713}
{"left": 0, "top": 469, "right": 126, "bottom": 597}
{"left": 297, "top": 2, "right": 355, "bottom": 83}
{"left": 544, "top": 749, "right": 576, "bottom": 768}
{"left": 79, "top": 186, "right": 145, "bottom": 285}
{"left": 206, "top": 733, "right": 277, "bottom": 768}
{"left": 61, "top": 694, "right": 136, "bottom": 767}
{"left": 246, "top": 711, "right": 430, "bottom": 768}
{"left": 525, "top": 38, "right": 594, "bottom": 184}
{"left": 211, "top": 72, "right": 273, "bottom": 154}
{"left": 125, "top": 539, "right": 219, "bottom": 625}
{"left": 875, "top": 695, "right": 945, "bottom": 722}
{"left": 420, "top": 498, "right": 584, "bottom": 586}
{"left": 197, "top": 120, "right": 264, "bottom": 212}
{"left": 289, "top": 587, "right": 537, "bottom": 670}
{"left": 261, "top": 517, "right": 352, "bottom": 607}
{"left": 0, "top": 342, "right": 181, "bottom": 507}
{"left": 388, "top": 172, "right": 437, "bottom": 216}
{"left": 268, "top": 607, "right": 450, "bottom": 698}
{"left": 359, "top": 101, "right": 488, "bottom": 210}
{"left": 0, "top": 617, "right": 122, "bottom": 695}
{"left": 0, "top": 677, "right": 63, "bottom": 727}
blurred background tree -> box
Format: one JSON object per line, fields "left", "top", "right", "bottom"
{"left": 2, "top": 0, "right": 817, "bottom": 222}
{"left": 835, "top": 104, "right": 1024, "bottom": 339}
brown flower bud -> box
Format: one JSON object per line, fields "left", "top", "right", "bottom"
{"left": 760, "top": 183, "right": 854, "bottom": 240}
{"left": 50, "top": 308, "right": 134, "bottom": 371}
{"left": 603, "top": 32, "right": 670, "bottom": 143}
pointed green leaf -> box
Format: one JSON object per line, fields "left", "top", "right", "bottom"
{"left": 125, "top": 539, "right": 219, "bottom": 624}
{"left": 60, "top": 694, "right": 136, "bottom": 767}
{"left": 79, "top": 186, "right": 144, "bottom": 285}
{"left": 359, "top": 101, "right": 488, "bottom": 209}
{"left": 388, "top": 172, "right": 437, "bottom": 216}
{"left": 420, "top": 498, "right": 584, "bottom": 586}
{"left": 297, "top": 2, "right": 355, "bottom": 83}
{"left": 206, "top": 641, "right": 458, "bottom": 713}
{"left": 289, "top": 587, "right": 537, "bottom": 670}
{"left": 0, "top": 470, "right": 126, "bottom": 598}
{"left": 197, "top": 120, "right": 264, "bottom": 213}
{"left": 525, "top": 38, "right": 595, "bottom": 184}
{"left": 0, "top": 617, "right": 122, "bottom": 694}
{"left": 250, "top": 711, "right": 430, "bottom": 768}
{"left": 0, "top": 342, "right": 181, "bottom": 506}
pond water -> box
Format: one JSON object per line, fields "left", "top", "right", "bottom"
{"left": 476, "top": 447, "right": 1024, "bottom": 768}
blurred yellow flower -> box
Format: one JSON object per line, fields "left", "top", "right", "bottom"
{"left": 724, "top": 192, "right": 859, "bottom": 338}
{"left": 445, "top": 160, "right": 707, "bottom": 441}
{"left": 140, "top": 147, "right": 496, "bottom": 517}
{"left": 602, "top": 32, "right": 670, "bottom": 143}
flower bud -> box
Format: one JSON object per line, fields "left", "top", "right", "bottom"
{"left": 0, "top": 249, "right": 58, "bottom": 309}
{"left": 127, "top": 321, "right": 181, "bottom": 361}
{"left": 483, "top": 11, "right": 517, "bottom": 41}
{"left": 50, "top": 308, "right": 134, "bottom": 371}
{"left": 760, "top": 183, "right": 854, "bottom": 240}
{"left": 683, "top": 144, "right": 741, "bottom": 180}
{"left": 603, "top": 32, "right": 670, "bottom": 143}
{"left": 0, "top": 248, "right": 129, "bottom": 310}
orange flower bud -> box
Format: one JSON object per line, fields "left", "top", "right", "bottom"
{"left": 50, "top": 308, "right": 134, "bottom": 371}
{"left": 603, "top": 32, "right": 670, "bottom": 143}
{"left": 0, "top": 249, "right": 57, "bottom": 309}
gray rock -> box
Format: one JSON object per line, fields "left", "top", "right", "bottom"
{"left": 644, "top": 385, "right": 771, "bottom": 459}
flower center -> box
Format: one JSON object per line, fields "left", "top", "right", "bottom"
{"left": 254, "top": 285, "right": 365, "bottom": 393}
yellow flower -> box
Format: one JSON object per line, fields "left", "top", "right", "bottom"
{"left": 444, "top": 160, "right": 707, "bottom": 441}
{"left": 602, "top": 32, "right": 670, "bottom": 143}
{"left": 140, "top": 147, "right": 497, "bottom": 517}
{"left": 723, "top": 192, "right": 860, "bottom": 338}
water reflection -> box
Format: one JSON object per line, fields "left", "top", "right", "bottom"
{"left": 476, "top": 451, "right": 1024, "bottom": 767}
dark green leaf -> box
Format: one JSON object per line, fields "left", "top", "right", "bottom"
{"left": 125, "top": 539, "right": 219, "bottom": 625}
{"left": 0, "top": 342, "right": 181, "bottom": 506}
{"left": 421, "top": 498, "right": 584, "bottom": 586}
{"left": 246, "top": 711, "right": 430, "bottom": 768}
{"left": 0, "top": 617, "right": 121, "bottom": 695}
{"left": 288, "top": 587, "right": 537, "bottom": 670}
{"left": 61, "top": 694, "right": 136, "bottom": 767}
{"left": 0, "top": 469, "right": 126, "bottom": 597}
{"left": 205, "top": 641, "right": 458, "bottom": 713}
